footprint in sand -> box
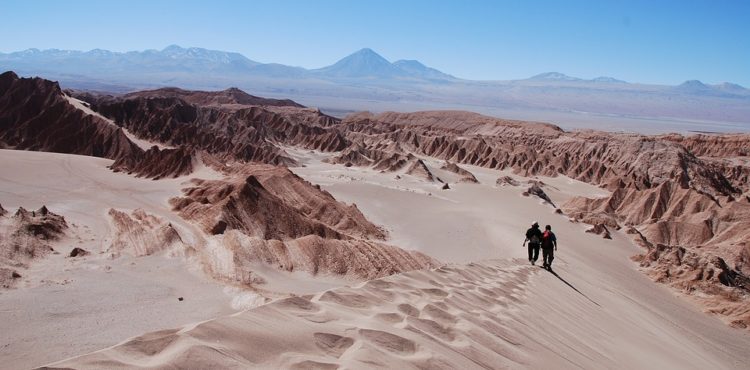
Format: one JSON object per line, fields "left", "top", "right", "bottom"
{"left": 422, "top": 303, "right": 458, "bottom": 324}
{"left": 358, "top": 329, "right": 417, "bottom": 355}
{"left": 420, "top": 288, "right": 449, "bottom": 298}
{"left": 116, "top": 328, "right": 180, "bottom": 356}
{"left": 374, "top": 312, "right": 404, "bottom": 324}
{"left": 289, "top": 360, "right": 339, "bottom": 370}
{"left": 313, "top": 332, "right": 355, "bottom": 358}
{"left": 318, "top": 290, "right": 375, "bottom": 309}
{"left": 397, "top": 303, "right": 420, "bottom": 317}
{"left": 275, "top": 296, "right": 321, "bottom": 312}
{"left": 406, "top": 316, "right": 456, "bottom": 342}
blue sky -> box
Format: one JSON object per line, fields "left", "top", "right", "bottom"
{"left": 2, "top": 0, "right": 749, "bottom": 86}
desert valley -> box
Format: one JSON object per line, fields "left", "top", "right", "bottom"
{"left": 0, "top": 68, "right": 749, "bottom": 369}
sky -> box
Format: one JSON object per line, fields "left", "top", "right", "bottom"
{"left": 2, "top": 0, "right": 749, "bottom": 86}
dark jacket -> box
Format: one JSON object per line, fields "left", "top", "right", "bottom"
{"left": 526, "top": 226, "right": 542, "bottom": 245}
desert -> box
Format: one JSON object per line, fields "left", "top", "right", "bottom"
{"left": 1, "top": 68, "right": 749, "bottom": 368}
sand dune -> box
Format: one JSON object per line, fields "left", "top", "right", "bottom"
{"left": 0, "top": 149, "right": 435, "bottom": 368}
{"left": 51, "top": 256, "right": 750, "bottom": 369}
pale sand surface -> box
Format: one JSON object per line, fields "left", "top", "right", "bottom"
{"left": 0, "top": 150, "right": 750, "bottom": 369}
{"left": 0, "top": 149, "right": 341, "bottom": 368}
{"left": 287, "top": 147, "right": 610, "bottom": 263}
{"left": 49, "top": 148, "right": 750, "bottom": 368}
{"left": 0, "top": 149, "right": 234, "bottom": 368}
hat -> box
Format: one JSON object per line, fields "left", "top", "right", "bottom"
{"left": 532, "top": 221, "right": 539, "bottom": 227}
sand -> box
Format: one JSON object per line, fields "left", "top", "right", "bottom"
{"left": 0, "top": 150, "right": 235, "bottom": 368}
{"left": 0, "top": 149, "right": 389, "bottom": 368}
{"left": 44, "top": 148, "right": 750, "bottom": 369}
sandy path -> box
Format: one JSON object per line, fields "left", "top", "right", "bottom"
{"left": 51, "top": 257, "right": 750, "bottom": 369}
{"left": 287, "top": 147, "right": 609, "bottom": 263}
{"left": 288, "top": 148, "right": 750, "bottom": 367}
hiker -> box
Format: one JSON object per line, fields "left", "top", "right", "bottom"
{"left": 523, "top": 221, "right": 542, "bottom": 265}
{"left": 541, "top": 224, "right": 557, "bottom": 270}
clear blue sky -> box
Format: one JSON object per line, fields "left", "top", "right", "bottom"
{"left": 2, "top": 0, "right": 749, "bottom": 86}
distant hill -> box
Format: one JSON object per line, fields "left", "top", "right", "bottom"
{"left": 1, "top": 45, "right": 748, "bottom": 126}
{"left": 673, "top": 79, "right": 749, "bottom": 97}
{"left": 0, "top": 45, "right": 454, "bottom": 82}
{"left": 312, "top": 48, "right": 406, "bottom": 78}
{"left": 528, "top": 72, "right": 582, "bottom": 81}
{"left": 0, "top": 45, "right": 261, "bottom": 76}
{"left": 392, "top": 59, "right": 455, "bottom": 80}
{"left": 527, "top": 72, "right": 627, "bottom": 84}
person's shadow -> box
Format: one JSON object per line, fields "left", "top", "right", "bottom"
{"left": 546, "top": 267, "right": 600, "bottom": 307}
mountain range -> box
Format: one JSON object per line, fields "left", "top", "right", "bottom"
{"left": 1, "top": 45, "right": 748, "bottom": 130}
{"left": 0, "top": 45, "right": 458, "bottom": 81}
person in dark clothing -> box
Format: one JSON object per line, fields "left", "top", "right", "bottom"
{"left": 524, "top": 222, "right": 542, "bottom": 265}
{"left": 541, "top": 224, "right": 557, "bottom": 270}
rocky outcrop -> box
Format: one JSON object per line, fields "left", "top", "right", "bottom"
{"left": 441, "top": 161, "right": 479, "bottom": 183}
{"left": 69, "top": 247, "right": 89, "bottom": 257}
{"left": 79, "top": 89, "right": 347, "bottom": 166}
{"left": 585, "top": 224, "right": 612, "bottom": 239}
{"left": 242, "top": 165, "right": 385, "bottom": 239}
{"left": 524, "top": 181, "right": 556, "bottom": 207}
{"left": 0, "top": 71, "right": 198, "bottom": 179}
{"left": 169, "top": 164, "right": 434, "bottom": 283}
{"left": 633, "top": 245, "right": 750, "bottom": 328}
{"left": 110, "top": 146, "right": 195, "bottom": 179}
{"left": 661, "top": 133, "right": 750, "bottom": 158}
{"left": 1, "top": 205, "right": 68, "bottom": 288}
{"left": 405, "top": 159, "right": 439, "bottom": 182}
{"left": 107, "top": 209, "right": 184, "bottom": 257}
{"left": 496, "top": 176, "right": 521, "bottom": 187}
{"left": 0, "top": 71, "right": 141, "bottom": 159}
{"left": 121, "top": 87, "right": 305, "bottom": 108}
{"left": 171, "top": 164, "right": 384, "bottom": 241}
{"left": 1, "top": 72, "right": 350, "bottom": 177}
{"left": 172, "top": 175, "right": 343, "bottom": 240}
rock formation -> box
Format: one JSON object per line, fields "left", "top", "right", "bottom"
{"left": 405, "top": 159, "right": 439, "bottom": 182}
{"left": 0, "top": 71, "right": 198, "bottom": 179}
{"left": 107, "top": 209, "right": 184, "bottom": 257}
{"left": 0, "top": 71, "right": 140, "bottom": 159}
{"left": 0, "top": 204, "right": 68, "bottom": 288}
{"left": 78, "top": 88, "right": 346, "bottom": 166}
{"left": 118, "top": 86, "right": 305, "bottom": 108}
{"left": 585, "top": 224, "right": 612, "bottom": 239}
{"left": 441, "top": 161, "right": 479, "bottom": 183}
{"left": 496, "top": 176, "right": 521, "bottom": 187}
{"left": 524, "top": 181, "right": 556, "bottom": 207}
{"left": 168, "top": 163, "right": 434, "bottom": 283}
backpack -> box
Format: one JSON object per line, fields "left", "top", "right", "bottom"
{"left": 542, "top": 231, "right": 554, "bottom": 248}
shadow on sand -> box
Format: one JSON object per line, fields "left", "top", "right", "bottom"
{"left": 546, "top": 267, "right": 601, "bottom": 307}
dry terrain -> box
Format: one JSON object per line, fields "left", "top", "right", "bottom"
{"left": 1, "top": 71, "right": 749, "bottom": 369}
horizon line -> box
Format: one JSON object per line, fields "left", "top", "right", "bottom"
{"left": 1, "top": 44, "right": 746, "bottom": 87}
